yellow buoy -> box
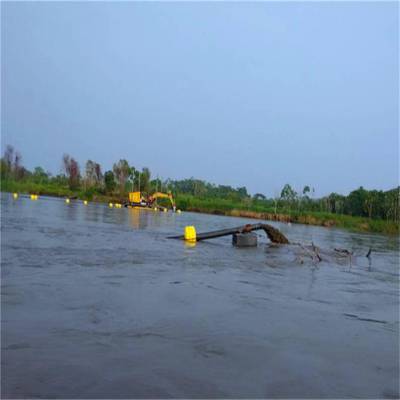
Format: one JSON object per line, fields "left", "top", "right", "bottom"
{"left": 177, "top": 209, "right": 182, "bottom": 214}
{"left": 30, "top": 194, "right": 38, "bottom": 200}
{"left": 65, "top": 198, "right": 70, "bottom": 204}
{"left": 109, "top": 202, "right": 113, "bottom": 208}
{"left": 13, "top": 193, "right": 18, "bottom": 200}
{"left": 115, "top": 203, "right": 122, "bottom": 208}
{"left": 154, "top": 207, "right": 158, "bottom": 211}
{"left": 163, "top": 208, "right": 167, "bottom": 213}
{"left": 83, "top": 200, "right": 88, "bottom": 205}
{"left": 184, "top": 226, "right": 197, "bottom": 242}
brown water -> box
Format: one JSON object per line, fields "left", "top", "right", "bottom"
{"left": 1, "top": 194, "right": 399, "bottom": 398}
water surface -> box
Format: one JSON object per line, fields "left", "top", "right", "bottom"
{"left": 1, "top": 194, "right": 399, "bottom": 398}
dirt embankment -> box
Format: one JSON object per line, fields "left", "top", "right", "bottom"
{"left": 227, "top": 209, "right": 336, "bottom": 227}
{"left": 188, "top": 207, "right": 338, "bottom": 229}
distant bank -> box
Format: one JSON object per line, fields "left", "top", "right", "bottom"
{"left": 1, "top": 145, "right": 398, "bottom": 235}
{"left": 174, "top": 195, "right": 399, "bottom": 235}
{"left": 1, "top": 182, "right": 398, "bottom": 235}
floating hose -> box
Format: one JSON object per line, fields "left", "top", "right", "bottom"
{"left": 168, "top": 223, "right": 289, "bottom": 244}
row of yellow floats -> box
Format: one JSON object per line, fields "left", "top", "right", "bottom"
{"left": 64, "top": 198, "right": 90, "bottom": 206}
{"left": 13, "top": 193, "right": 39, "bottom": 200}
{"left": 108, "top": 202, "right": 123, "bottom": 208}
{"left": 13, "top": 193, "right": 181, "bottom": 213}
{"left": 13, "top": 193, "right": 103, "bottom": 207}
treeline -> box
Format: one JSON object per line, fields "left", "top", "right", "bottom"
{"left": 0, "top": 145, "right": 399, "bottom": 223}
{"left": 252, "top": 183, "right": 400, "bottom": 223}
{"left": 168, "top": 181, "right": 399, "bottom": 223}
{"left": 0, "top": 145, "right": 156, "bottom": 197}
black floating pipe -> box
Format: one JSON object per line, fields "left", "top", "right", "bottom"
{"left": 168, "top": 223, "right": 289, "bottom": 244}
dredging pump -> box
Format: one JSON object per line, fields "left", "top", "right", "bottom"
{"left": 168, "top": 223, "right": 289, "bottom": 247}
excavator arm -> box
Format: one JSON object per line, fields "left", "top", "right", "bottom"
{"left": 148, "top": 192, "right": 176, "bottom": 209}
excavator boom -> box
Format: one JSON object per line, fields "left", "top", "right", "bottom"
{"left": 148, "top": 192, "right": 175, "bottom": 208}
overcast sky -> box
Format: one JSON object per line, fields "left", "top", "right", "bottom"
{"left": 1, "top": 1, "right": 398, "bottom": 196}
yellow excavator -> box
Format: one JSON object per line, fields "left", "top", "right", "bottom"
{"left": 127, "top": 191, "right": 176, "bottom": 212}
{"left": 148, "top": 192, "right": 176, "bottom": 211}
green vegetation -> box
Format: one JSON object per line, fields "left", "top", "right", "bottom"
{"left": 174, "top": 195, "right": 399, "bottom": 235}
{"left": 1, "top": 145, "right": 398, "bottom": 235}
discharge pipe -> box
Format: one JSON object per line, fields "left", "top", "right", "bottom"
{"left": 168, "top": 223, "right": 289, "bottom": 244}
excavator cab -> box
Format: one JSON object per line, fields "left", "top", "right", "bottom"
{"left": 128, "top": 191, "right": 142, "bottom": 204}
{"left": 128, "top": 191, "right": 148, "bottom": 206}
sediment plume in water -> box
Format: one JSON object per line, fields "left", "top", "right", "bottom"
{"left": 258, "top": 223, "right": 290, "bottom": 244}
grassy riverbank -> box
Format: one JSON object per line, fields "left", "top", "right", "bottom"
{"left": 175, "top": 195, "right": 399, "bottom": 235}
{"left": 1, "top": 180, "right": 398, "bottom": 235}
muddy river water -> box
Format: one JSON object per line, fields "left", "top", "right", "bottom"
{"left": 1, "top": 194, "right": 399, "bottom": 398}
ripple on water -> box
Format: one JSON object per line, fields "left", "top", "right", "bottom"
{"left": 1, "top": 194, "right": 399, "bottom": 399}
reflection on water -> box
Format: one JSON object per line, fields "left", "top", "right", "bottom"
{"left": 1, "top": 194, "right": 399, "bottom": 399}
{"left": 128, "top": 208, "right": 150, "bottom": 230}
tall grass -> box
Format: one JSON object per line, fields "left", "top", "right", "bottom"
{"left": 175, "top": 194, "right": 399, "bottom": 235}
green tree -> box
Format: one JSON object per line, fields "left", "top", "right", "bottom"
{"left": 33, "top": 167, "right": 49, "bottom": 184}
{"left": 0, "top": 158, "right": 9, "bottom": 180}
{"left": 140, "top": 167, "right": 151, "bottom": 193}
{"left": 327, "top": 192, "right": 345, "bottom": 214}
{"left": 299, "top": 185, "right": 311, "bottom": 211}
{"left": 150, "top": 177, "right": 163, "bottom": 193}
{"left": 281, "top": 184, "right": 296, "bottom": 202}
{"left": 364, "top": 190, "right": 380, "bottom": 219}
{"left": 345, "top": 186, "right": 368, "bottom": 216}
{"left": 237, "top": 187, "right": 249, "bottom": 199}
{"left": 302, "top": 185, "right": 310, "bottom": 196}
{"left": 383, "top": 187, "right": 400, "bottom": 222}
{"left": 280, "top": 184, "right": 297, "bottom": 213}
{"left": 104, "top": 170, "right": 116, "bottom": 193}
{"left": 253, "top": 193, "right": 266, "bottom": 201}
{"left": 50, "top": 174, "right": 68, "bottom": 187}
